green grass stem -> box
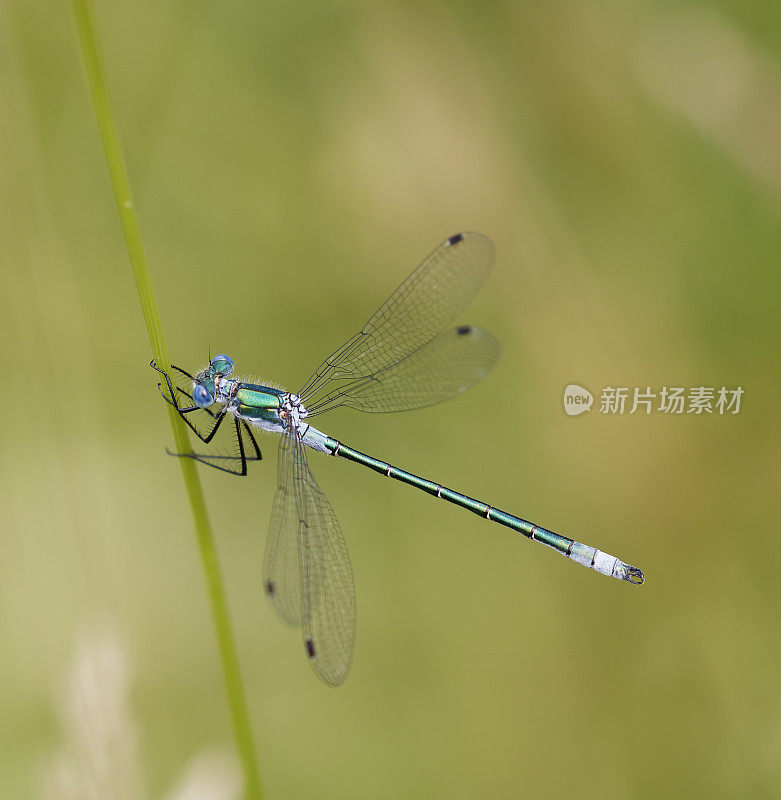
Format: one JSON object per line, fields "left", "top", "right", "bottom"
{"left": 70, "top": 2, "right": 263, "bottom": 798}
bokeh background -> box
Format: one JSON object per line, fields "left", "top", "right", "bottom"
{"left": 2, "top": 0, "right": 780, "bottom": 798}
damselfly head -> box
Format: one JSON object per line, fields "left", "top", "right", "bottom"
{"left": 191, "top": 354, "right": 234, "bottom": 407}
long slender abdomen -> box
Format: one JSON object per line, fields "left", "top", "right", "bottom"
{"left": 321, "top": 436, "right": 644, "bottom": 585}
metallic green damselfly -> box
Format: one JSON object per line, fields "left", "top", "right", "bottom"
{"left": 153, "top": 232, "right": 644, "bottom": 686}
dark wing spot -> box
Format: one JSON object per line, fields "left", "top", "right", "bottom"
{"left": 446, "top": 233, "right": 464, "bottom": 246}
{"left": 455, "top": 325, "right": 473, "bottom": 336}
{"left": 305, "top": 638, "right": 316, "bottom": 659}
{"left": 264, "top": 580, "right": 275, "bottom": 597}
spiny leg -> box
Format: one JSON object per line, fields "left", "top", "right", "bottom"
{"left": 242, "top": 421, "right": 263, "bottom": 461}
{"left": 167, "top": 416, "right": 251, "bottom": 476}
{"left": 151, "top": 359, "right": 224, "bottom": 443}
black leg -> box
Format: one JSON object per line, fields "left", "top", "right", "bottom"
{"left": 170, "top": 364, "right": 198, "bottom": 381}
{"left": 166, "top": 416, "right": 249, "bottom": 476}
{"left": 242, "top": 421, "right": 263, "bottom": 461}
{"left": 151, "top": 360, "right": 222, "bottom": 443}
{"left": 177, "top": 405, "right": 227, "bottom": 444}
{"left": 234, "top": 417, "right": 248, "bottom": 474}
{"left": 200, "top": 406, "right": 228, "bottom": 443}
{"left": 152, "top": 360, "right": 191, "bottom": 411}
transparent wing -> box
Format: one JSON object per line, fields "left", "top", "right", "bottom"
{"left": 262, "top": 426, "right": 356, "bottom": 685}
{"left": 293, "top": 435, "right": 356, "bottom": 686}
{"left": 305, "top": 324, "right": 500, "bottom": 416}
{"left": 263, "top": 430, "right": 301, "bottom": 626}
{"left": 299, "top": 232, "right": 494, "bottom": 404}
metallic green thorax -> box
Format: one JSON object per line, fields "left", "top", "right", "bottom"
{"left": 235, "top": 383, "right": 285, "bottom": 423}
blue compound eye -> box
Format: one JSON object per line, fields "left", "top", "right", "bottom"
{"left": 193, "top": 384, "right": 214, "bottom": 408}
{"left": 211, "top": 354, "right": 234, "bottom": 376}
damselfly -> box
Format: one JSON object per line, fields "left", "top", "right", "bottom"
{"left": 152, "top": 232, "right": 644, "bottom": 686}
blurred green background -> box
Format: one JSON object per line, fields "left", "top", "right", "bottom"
{"left": 2, "top": 0, "right": 780, "bottom": 797}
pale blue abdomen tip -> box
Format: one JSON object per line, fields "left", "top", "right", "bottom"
{"left": 568, "top": 542, "right": 645, "bottom": 584}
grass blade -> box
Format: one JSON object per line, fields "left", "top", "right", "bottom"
{"left": 70, "top": 2, "right": 263, "bottom": 797}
